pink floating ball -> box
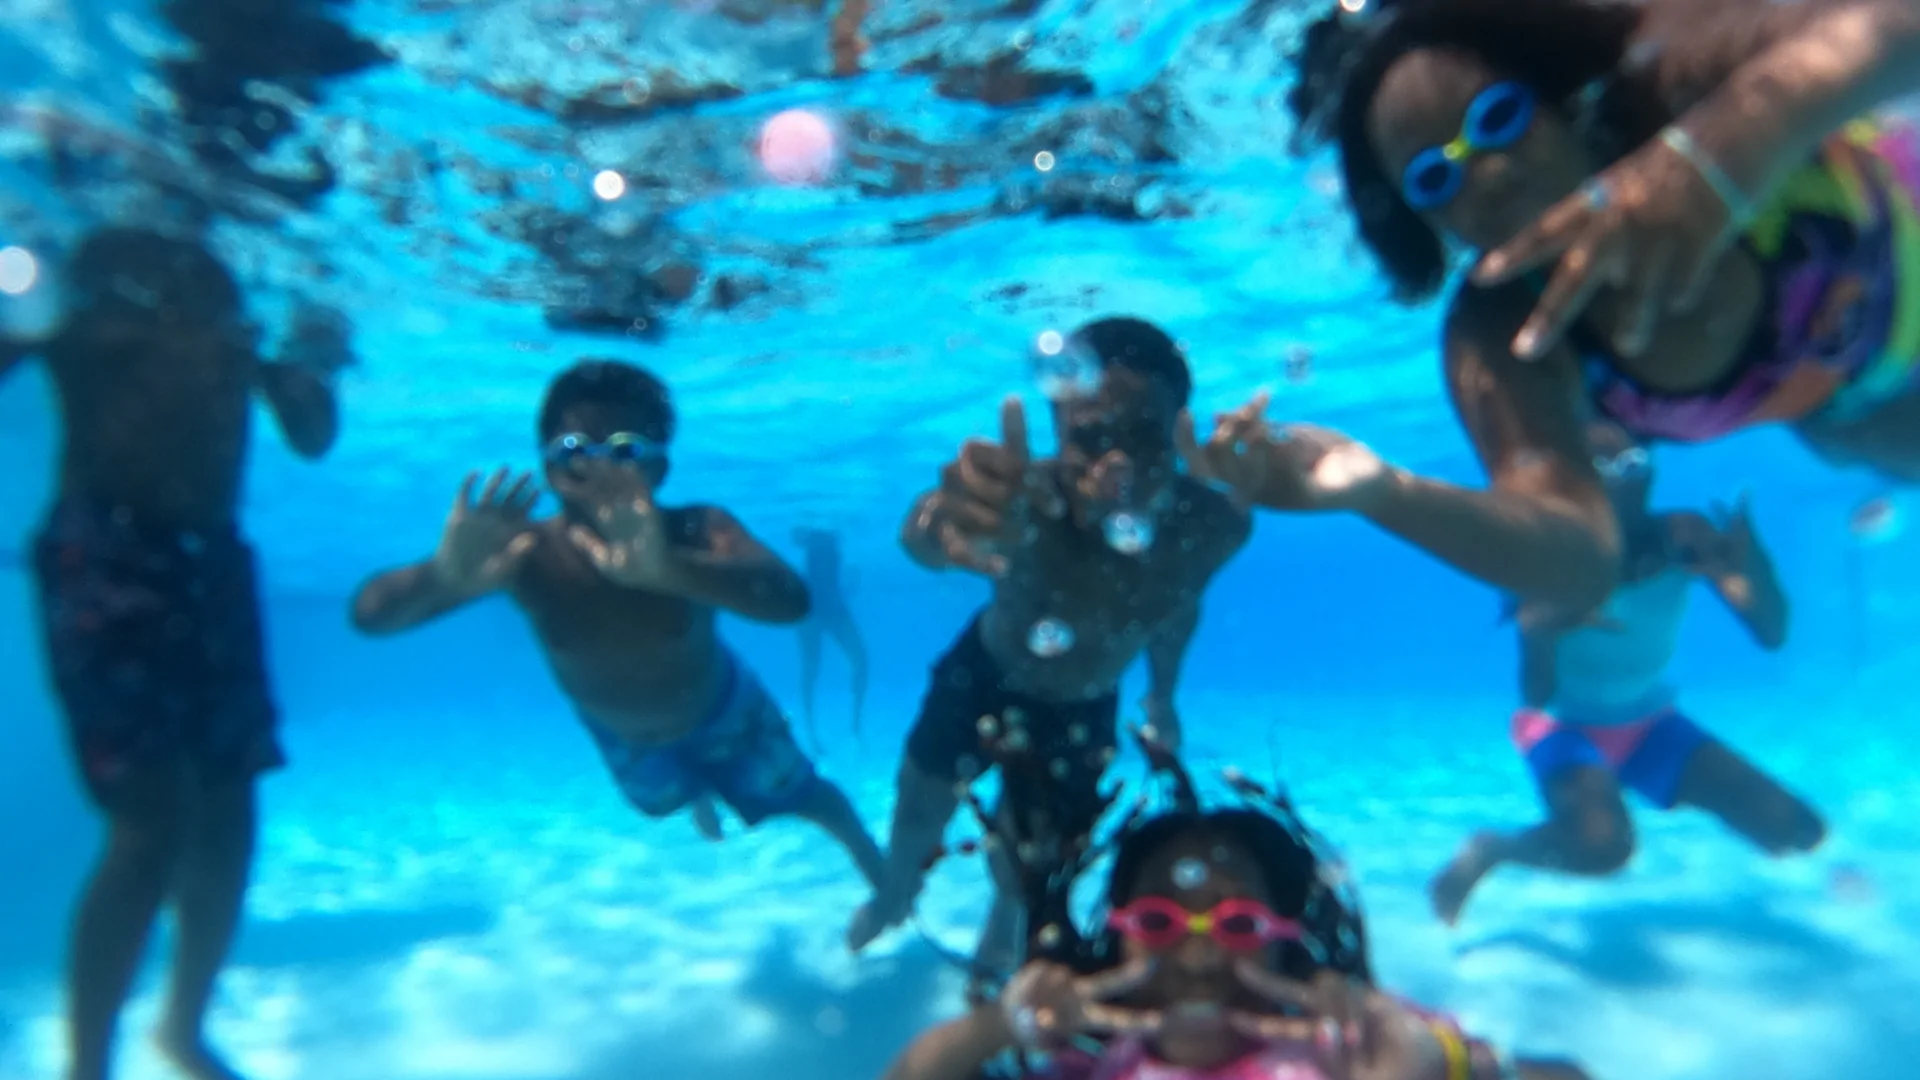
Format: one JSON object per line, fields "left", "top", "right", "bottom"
{"left": 758, "top": 108, "right": 836, "bottom": 186}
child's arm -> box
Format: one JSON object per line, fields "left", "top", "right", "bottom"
{"left": 350, "top": 471, "right": 539, "bottom": 635}
{"left": 655, "top": 505, "right": 811, "bottom": 623}
{"left": 1666, "top": 500, "right": 1788, "bottom": 650}
{"left": 257, "top": 303, "right": 354, "bottom": 460}
{"left": 881, "top": 1005, "right": 1016, "bottom": 1080}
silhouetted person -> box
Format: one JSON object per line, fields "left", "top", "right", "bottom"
{"left": 792, "top": 526, "right": 869, "bottom": 746}
{"left": 1, "top": 227, "right": 348, "bottom": 1080}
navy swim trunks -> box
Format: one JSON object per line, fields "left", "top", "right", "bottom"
{"left": 585, "top": 650, "right": 820, "bottom": 826}
{"left": 904, "top": 614, "right": 1119, "bottom": 848}
{"left": 32, "top": 497, "right": 284, "bottom": 809}
{"left": 1512, "top": 705, "right": 1710, "bottom": 810}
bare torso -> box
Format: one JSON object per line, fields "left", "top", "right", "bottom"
{"left": 976, "top": 473, "right": 1245, "bottom": 702}
{"left": 42, "top": 320, "right": 258, "bottom": 532}
{"left": 511, "top": 512, "right": 729, "bottom": 746}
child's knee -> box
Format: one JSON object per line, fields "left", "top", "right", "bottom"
{"left": 1760, "top": 795, "right": 1826, "bottom": 855}
{"left": 1566, "top": 812, "right": 1635, "bottom": 874}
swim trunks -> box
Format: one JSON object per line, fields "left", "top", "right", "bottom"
{"left": 1511, "top": 705, "right": 1710, "bottom": 809}
{"left": 32, "top": 496, "right": 284, "bottom": 809}
{"left": 585, "top": 650, "right": 819, "bottom": 825}
{"left": 905, "top": 615, "right": 1119, "bottom": 843}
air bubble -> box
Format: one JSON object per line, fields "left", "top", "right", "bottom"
{"left": 1171, "top": 857, "right": 1209, "bottom": 890}
{"left": 1027, "top": 617, "right": 1075, "bottom": 657}
{"left": 1102, "top": 511, "right": 1154, "bottom": 555}
{"left": 592, "top": 170, "right": 626, "bottom": 200}
{"left": 1032, "top": 333, "right": 1102, "bottom": 402}
{"left": 0, "top": 246, "right": 40, "bottom": 296}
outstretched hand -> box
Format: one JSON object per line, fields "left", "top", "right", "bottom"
{"left": 434, "top": 468, "right": 540, "bottom": 594}
{"left": 1177, "top": 393, "right": 1395, "bottom": 513}
{"left": 553, "top": 458, "right": 675, "bottom": 588}
{"left": 1000, "top": 958, "right": 1162, "bottom": 1050}
{"left": 1472, "top": 128, "right": 1749, "bottom": 362}
{"left": 1228, "top": 964, "right": 1448, "bottom": 1080}
{"left": 922, "top": 395, "right": 1062, "bottom": 576}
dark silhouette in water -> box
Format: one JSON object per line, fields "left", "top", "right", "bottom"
{"left": 155, "top": 0, "right": 388, "bottom": 207}
{"left": 2, "top": 227, "right": 348, "bottom": 1080}
{"left": 792, "top": 527, "right": 868, "bottom": 748}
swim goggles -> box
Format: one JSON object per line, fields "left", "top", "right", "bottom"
{"left": 1593, "top": 445, "right": 1651, "bottom": 482}
{"left": 1107, "top": 897, "right": 1304, "bottom": 953}
{"left": 1401, "top": 82, "right": 1537, "bottom": 211}
{"left": 544, "top": 431, "right": 665, "bottom": 469}
{"left": 1065, "top": 413, "right": 1174, "bottom": 459}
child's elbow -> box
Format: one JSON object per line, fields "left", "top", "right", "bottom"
{"left": 762, "top": 576, "right": 812, "bottom": 624}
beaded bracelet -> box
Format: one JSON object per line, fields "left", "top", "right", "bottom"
{"left": 1659, "top": 126, "right": 1757, "bottom": 226}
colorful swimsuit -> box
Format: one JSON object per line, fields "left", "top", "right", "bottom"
{"left": 1579, "top": 120, "right": 1920, "bottom": 442}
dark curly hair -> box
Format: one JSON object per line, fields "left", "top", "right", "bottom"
{"left": 1082, "top": 804, "right": 1373, "bottom": 984}
{"left": 537, "top": 357, "right": 676, "bottom": 443}
{"left": 1284, "top": 5, "right": 1382, "bottom": 155}
{"left": 1291, "top": 0, "right": 1671, "bottom": 302}
{"left": 938, "top": 727, "right": 1370, "bottom": 1002}
{"left": 1074, "top": 316, "right": 1194, "bottom": 409}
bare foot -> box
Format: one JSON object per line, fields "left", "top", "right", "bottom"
{"left": 1430, "top": 832, "right": 1500, "bottom": 927}
{"left": 155, "top": 1028, "right": 248, "bottom": 1080}
{"left": 691, "top": 798, "right": 724, "bottom": 842}
{"left": 846, "top": 887, "right": 914, "bottom": 953}
{"left": 846, "top": 899, "right": 886, "bottom": 952}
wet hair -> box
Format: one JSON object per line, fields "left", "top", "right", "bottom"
{"left": 1072, "top": 317, "right": 1193, "bottom": 409}
{"left": 536, "top": 358, "right": 676, "bottom": 443}
{"left": 1090, "top": 804, "right": 1373, "bottom": 984}
{"left": 1284, "top": 6, "right": 1390, "bottom": 155}
{"left": 1300, "top": 0, "right": 1669, "bottom": 301}
{"left": 937, "top": 728, "right": 1371, "bottom": 1005}
{"left": 67, "top": 226, "right": 240, "bottom": 322}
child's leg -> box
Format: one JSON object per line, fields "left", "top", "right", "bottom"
{"left": 1623, "top": 712, "right": 1825, "bottom": 855}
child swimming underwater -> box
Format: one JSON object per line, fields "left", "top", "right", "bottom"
{"left": 882, "top": 730, "right": 1592, "bottom": 1080}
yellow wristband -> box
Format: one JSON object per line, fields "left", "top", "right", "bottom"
{"left": 1429, "top": 1021, "right": 1472, "bottom": 1080}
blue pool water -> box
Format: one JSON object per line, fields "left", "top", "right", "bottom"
{"left": 4, "top": 0, "right": 1920, "bottom": 1077}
